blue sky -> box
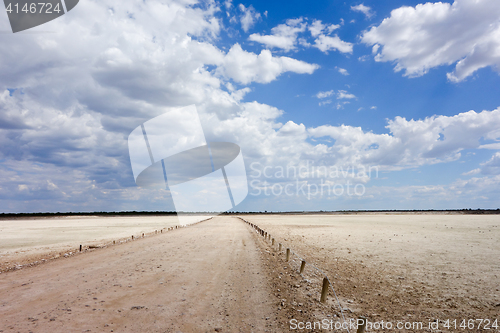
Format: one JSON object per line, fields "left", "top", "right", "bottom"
{"left": 1, "top": 0, "right": 500, "bottom": 212}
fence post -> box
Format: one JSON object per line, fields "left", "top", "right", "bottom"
{"left": 286, "top": 248, "right": 290, "bottom": 261}
{"left": 272, "top": 238, "right": 275, "bottom": 246}
{"left": 356, "top": 317, "right": 367, "bottom": 333}
{"left": 79, "top": 244, "right": 82, "bottom": 252}
{"left": 299, "top": 260, "right": 306, "bottom": 274}
{"left": 320, "top": 277, "right": 329, "bottom": 303}
{"left": 279, "top": 243, "right": 282, "bottom": 252}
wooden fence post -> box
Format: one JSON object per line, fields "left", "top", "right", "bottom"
{"left": 299, "top": 260, "right": 306, "bottom": 274}
{"left": 286, "top": 248, "right": 290, "bottom": 261}
{"left": 320, "top": 277, "right": 329, "bottom": 303}
{"left": 356, "top": 317, "right": 367, "bottom": 333}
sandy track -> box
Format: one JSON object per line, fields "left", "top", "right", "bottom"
{"left": 0, "top": 217, "right": 279, "bottom": 333}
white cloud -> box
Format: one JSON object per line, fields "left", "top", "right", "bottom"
{"left": 350, "top": 4, "right": 374, "bottom": 18}
{"left": 337, "top": 67, "right": 349, "bottom": 75}
{"left": 315, "top": 90, "right": 335, "bottom": 99}
{"left": 248, "top": 18, "right": 351, "bottom": 54}
{"left": 308, "top": 108, "right": 500, "bottom": 168}
{"left": 238, "top": 4, "right": 261, "bottom": 32}
{"left": 361, "top": 175, "right": 500, "bottom": 209}
{"left": 313, "top": 34, "right": 353, "bottom": 54}
{"left": 462, "top": 168, "right": 481, "bottom": 176}
{"left": 248, "top": 18, "right": 307, "bottom": 51}
{"left": 479, "top": 143, "right": 500, "bottom": 150}
{"left": 336, "top": 101, "right": 350, "bottom": 109}
{"left": 217, "top": 44, "right": 319, "bottom": 84}
{"left": 477, "top": 152, "right": 500, "bottom": 175}
{"left": 361, "top": 0, "right": 500, "bottom": 81}
{"left": 337, "top": 90, "right": 356, "bottom": 99}
{"left": 308, "top": 19, "right": 340, "bottom": 37}
{"left": 0, "top": 0, "right": 325, "bottom": 212}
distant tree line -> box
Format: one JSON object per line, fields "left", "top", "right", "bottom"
{"left": 1, "top": 208, "right": 499, "bottom": 219}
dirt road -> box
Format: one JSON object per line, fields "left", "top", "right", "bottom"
{"left": 0, "top": 217, "right": 281, "bottom": 332}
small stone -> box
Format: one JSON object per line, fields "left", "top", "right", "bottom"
{"left": 130, "top": 306, "right": 145, "bottom": 310}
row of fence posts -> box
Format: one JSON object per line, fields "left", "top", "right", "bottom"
{"left": 77, "top": 217, "right": 213, "bottom": 253}
{"left": 239, "top": 217, "right": 367, "bottom": 333}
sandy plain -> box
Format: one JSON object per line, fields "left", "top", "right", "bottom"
{"left": 0, "top": 215, "right": 206, "bottom": 272}
{"left": 246, "top": 213, "right": 500, "bottom": 330}
{"left": 0, "top": 216, "right": 285, "bottom": 332}
{"left": 0, "top": 213, "right": 499, "bottom": 332}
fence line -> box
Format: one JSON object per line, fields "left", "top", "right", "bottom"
{"left": 237, "top": 216, "right": 352, "bottom": 333}
{"left": 78, "top": 217, "right": 213, "bottom": 253}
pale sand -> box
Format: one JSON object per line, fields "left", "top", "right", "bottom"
{"left": 1, "top": 214, "right": 499, "bottom": 332}
{"left": 245, "top": 214, "right": 500, "bottom": 324}
{"left": 0, "top": 217, "right": 284, "bottom": 332}
{"left": 0, "top": 215, "right": 207, "bottom": 272}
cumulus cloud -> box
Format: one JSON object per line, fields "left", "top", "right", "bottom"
{"left": 313, "top": 34, "right": 353, "bottom": 54}
{"left": 361, "top": 0, "right": 500, "bottom": 81}
{"left": 217, "top": 44, "right": 319, "bottom": 84}
{"left": 307, "top": 19, "right": 353, "bottom": 54}
{"left": 337, "top": 90, "right": 356, "bottom": 99}
{"left": 362, "top": 174, "right": 500, "bottom": 209}
{"left": 249, "top": 18, "right": 307, "bottom": 51}
{"left": 0, "top": 0, "right": 324, "bottom": 212}
{"left": 350, "top": 4, "right": 374, "bottom": 18}
{"left": 238, "top": 4, "right": 261, "bottom": 32}
{"left": 319, "top": 100, "right": 332, "bottom": 106}
{"left": 248, "top": 18, "right": 352, "bottom": 54}
{"left": 466, "top": 152, "right": 500, "bottom": 175}
{"left": 308, "top": 19, "right": 340, "bottom": 37}
{"left": 308, "top": 108, "right": 500, "bottom": 168}
{"left": 337, "top": 67, "right": 349, "bottom": 75}
{"left": 315, "top": 90, "right": 335, "bottom": 99}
